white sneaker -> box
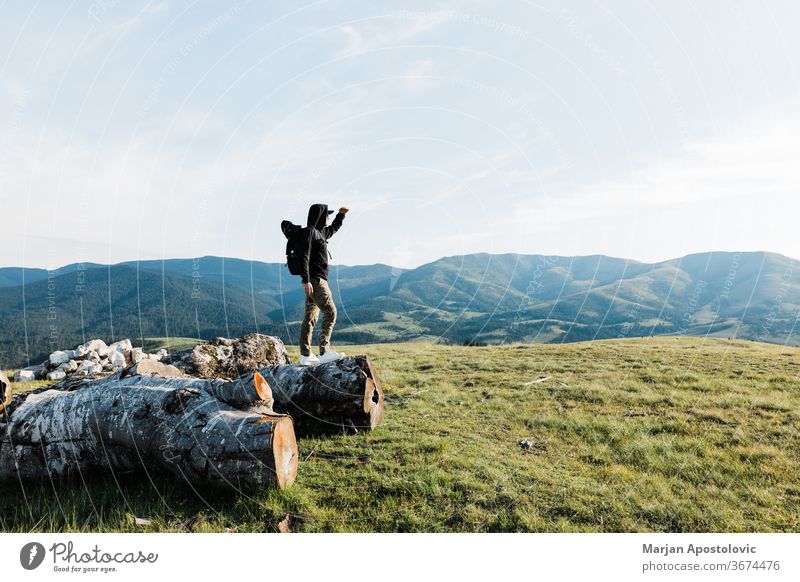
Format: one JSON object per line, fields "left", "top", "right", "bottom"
{"left": 299, "top": 354, "right": 320, "bottom": 366}
{"left": 318, "top": 349, "right": 346, "bottom": 364}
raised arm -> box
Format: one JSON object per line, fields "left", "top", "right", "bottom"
{"left": 322, "top": 207, "right": 349, "bottom": 239}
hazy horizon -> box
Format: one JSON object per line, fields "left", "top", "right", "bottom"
{"left": 2, "top": 247, "right": 796, "bottom": 274}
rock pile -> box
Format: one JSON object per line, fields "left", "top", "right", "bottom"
{"left": 12, "top": 333, "right": 290, "bottom": 384}
{"left": 13, "top": 339, "right": 169, "bottom": 383}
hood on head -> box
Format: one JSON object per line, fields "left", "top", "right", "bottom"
{"left": 306, "top": 203, "right": 334, "bottom": 229}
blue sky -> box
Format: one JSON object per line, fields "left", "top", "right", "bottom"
{"left": 1, "top": 0, "right": 798, "bottom": 269}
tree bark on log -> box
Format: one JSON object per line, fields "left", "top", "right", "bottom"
{"left": 258, "top": 355, "right": 384, "bottom": 430}
{"left": 0, "top": 371, "right": 297, "bottom": 491}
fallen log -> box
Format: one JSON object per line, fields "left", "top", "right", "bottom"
{"left": 0, "top": 370, "right": 297, "bottom": 491}
{"left": 258, "top": 355, "right": 384, "bottom": 430}
{"left": 44, "top": 363, "right": 274, "bottom": 412}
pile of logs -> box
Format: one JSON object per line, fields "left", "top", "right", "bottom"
{"left": 0, "top": 335, "right": 384, "bottom": 493}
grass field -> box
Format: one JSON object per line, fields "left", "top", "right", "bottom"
{"left": 1, "top": 337, "right": 799, "bottom": 532}
{"left": 141, "top": 337, "right": 202, "bottom": 354}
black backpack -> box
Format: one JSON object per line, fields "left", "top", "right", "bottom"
{"left": 283, "top": 224, "right": 312, "bottom": 276}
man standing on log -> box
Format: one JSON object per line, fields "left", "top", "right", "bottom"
{"left": 281, "top": 204, "right": 349, "bottom": 366}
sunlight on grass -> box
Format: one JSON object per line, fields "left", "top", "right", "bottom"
{"left": 2, "top": 337, "right": 798, "bottom": 532}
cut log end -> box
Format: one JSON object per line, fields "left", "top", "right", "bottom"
{"left": 261, "top": 414, "right": 298, "bottom": 489}
{"left": 365, "top": 379, "right": 383, "bottom": 429}
{"left": 253, "top": 371, "right": 272, "bottom": 403}
{"left": 359, "top": 356, "right": 384, "bottom": 429}
{"left": 0, "top": 370, "right": 11, "bottom": 415}
{"left": 261, "top": 354, "right": 385, "bottom": 431}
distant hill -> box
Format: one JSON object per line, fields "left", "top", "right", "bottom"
{"left": 1, "top": 251, "right": 798, "bottom": 368}
{"left": 0, "top": 262, "right": 105, "bottom": 288}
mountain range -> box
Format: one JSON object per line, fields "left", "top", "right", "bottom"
{"left": 1, "top": 251, "right": 798, "bottom": 368}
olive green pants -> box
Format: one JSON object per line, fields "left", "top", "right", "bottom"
{"left": 299, "top": 277, "right": 337, "bottom": 356}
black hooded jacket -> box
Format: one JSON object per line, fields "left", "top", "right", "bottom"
{"left": 281, "top": 203, "right": 345, "bottom": 283}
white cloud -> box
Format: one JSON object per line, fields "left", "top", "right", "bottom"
{"left": 508, "top": 109, "right": 800, "bottom": 228}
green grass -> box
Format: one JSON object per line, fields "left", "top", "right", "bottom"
{"left": 2, "top": 337, "right": 799, "bottom": 532}
{"left": 141, "top": 337, "right": 202, "bottom": 354}
{"left": 3, "top": 371, "right": 54, "bottom": 393}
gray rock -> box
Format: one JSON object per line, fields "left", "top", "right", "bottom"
{"left": 109, "top": 351, "right": 127, "bottom": 368}
{"left": 80, "top": 339, "right": 109, "bottom": 357}
{"left": 108, "top": 339, "right": 133, "bottom": 354}
{"left": 22, "top": 364, "right": 46, "bottom": 380}
{"left": 49, "top": 351, "right": 71, "bottom": 367}
{"left": 130, "top": 348, "right": 145, "bottom": 364}
{"left": 47, "top": 370, "right": 67, "bottom": 381}
{"left": 166, "top": 333, "right": 289, "bottom": 379}
{"left": 59, "top": 360, "right": 79, "bottom": 373}
{"left": 14, "top": 370, "right": 36, "bottom": 382}
{"left": 122, "top": 360, "right": 185, "bottom": 379}
{"left": 70, "top": 344, "right": 89, "bottom": 359}
{"left": 75, "top": 360, "right": 103, "bottom": 377}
